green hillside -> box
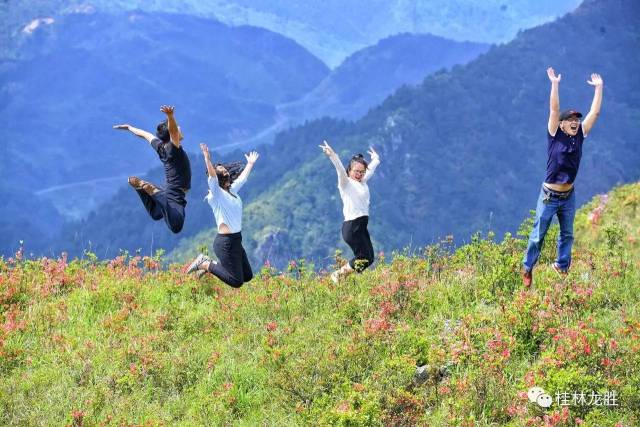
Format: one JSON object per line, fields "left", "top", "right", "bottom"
{"left": 1, "top": 183, "right": 638, "bottom": 425}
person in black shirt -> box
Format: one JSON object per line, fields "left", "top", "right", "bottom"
{"left": 113, "top": 105, "right": 192, "bottom": 233}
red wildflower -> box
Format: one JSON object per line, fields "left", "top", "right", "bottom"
{"left": 266, "top": 321, "right": 277, "bottom": 332}
{"left": 71, "top": 410, "right": 85, "bottom": 427}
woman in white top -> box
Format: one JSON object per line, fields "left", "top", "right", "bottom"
{"left": 187, "top": 143, "right": 259, "bottom": 288}
{"left": 319, "top": 140, "right": 380, "bottom": 283}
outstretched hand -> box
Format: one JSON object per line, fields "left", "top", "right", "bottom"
{"left": 200, "top": 143, "right": 211, "bottom": 159}
{"left": 587, "top": 73, "right": 603, "bottom": 87}
{"left": 367, "top": 146, "right": 379, "bottom": 160}
{"left": 160, "top": 105, "right": 175, "bottom": 115}
{"left": 319, "top": 140, "right": 335, "bottom": 156}
{"left": 245, "top": 151, "right": 260, "bottom": 164}
{"left": 547, "top": 67, "right": 561, "bottom": 83}
{"left": 113, "top": 124, "right": 131, "bottom": 130}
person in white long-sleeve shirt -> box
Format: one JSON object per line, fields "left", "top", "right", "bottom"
{"left": 320, "top": 140, "right": 380, "bottom": 283}
{"left": 186, "top": 143, "right": 258, "bottom": 288}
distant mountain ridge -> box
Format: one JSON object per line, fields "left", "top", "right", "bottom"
{"left": 179, "top": 0, "right": 640, "bottom": 268}
{"left": 234, "top": 33, "right": 490, "bottom": 147}
{"left": 2, "top": 0, "right": 581, "bottom": 66}
{"left": 0, "top": 10, "right": 328, "bottom": 255}
{"left": 279, "top": 33, "right": 490, "bottom": 122}
{"left": 0, "top": 16, "right": 495, "bottom": 258}
{"left": 32, "top": 0, "right": 639, "bottom": 265}
{"left": 6, "top": 0, "right": 638, "bottom": 265}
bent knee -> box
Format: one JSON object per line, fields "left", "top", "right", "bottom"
{"left": 227, "top": 278, "right": 244, "bottom": 288}
{"left": 169, "top": 224, "right": 184, "bottom": 234}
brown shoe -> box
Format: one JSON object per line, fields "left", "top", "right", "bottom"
{"left": 128, "top": 176, "right": 159, "bottom": 196}
{"left": 128, "top": 176, "right": 143, "bottom": 189}
{"left": 522, "top": 269, "right": 533, "bottom": 288}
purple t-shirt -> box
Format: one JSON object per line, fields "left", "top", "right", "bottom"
{"left": 545, "top": 125, "right": 584, "bottom": 185}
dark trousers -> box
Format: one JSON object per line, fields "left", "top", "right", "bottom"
{"left": 135, "top": 187, "right": 186, "bottom": 234}
{"left": 342, "top": 215, "right": 374, "bottom": 272}
{"left": 207, "top": 232, "right": 253, "bottom": 288}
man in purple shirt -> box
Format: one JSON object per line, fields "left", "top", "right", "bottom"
{"left": 522, "top": 68, "right": 603, "bottom": 287}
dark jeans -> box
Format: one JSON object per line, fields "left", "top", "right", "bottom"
{"left": 208, "top": 232, "right": 253, "bottom": 288}
{"left": 136, "top": 187, "right": 186, "bottom": 234}
{"left": 342, "top": 215, "right": 374, "bottom": 272}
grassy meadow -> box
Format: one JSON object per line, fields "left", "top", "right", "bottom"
{"left": 1, "top": 183, "right": 639, "bottom": 426}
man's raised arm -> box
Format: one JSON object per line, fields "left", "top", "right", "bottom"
{"left": 547, "top": 67, "right": 561, "bottom": 136}
{"left": 160, "top": 105, "right": 182, "bottom": 148}
{"left": 112, "top": 124, "right": 156, "bottom": 144}
{"left": 582, "top": 73, "right": 603, "bottom": 137}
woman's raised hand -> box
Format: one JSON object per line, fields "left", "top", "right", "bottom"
{"left": 319, "top": 140, "right": 335, "bottom": 156}
{"left": 547, "top": 67, "right": 561, "bottom": 83}
{"left": 367, "top": 146, "right": 379, "bottom": 160}
{"left": 200, "top": 143, "right": 211, "bottom": 158}
{"left": 587, "top": 73, "right": 603, "bottom": 87}
{"left": 245, "top": 151, "right": 260, "bottom": 164}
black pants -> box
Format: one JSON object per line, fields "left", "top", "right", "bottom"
{"left": 207, "top": 232, "right": 253, "bottom": 288}
{"left": 342, "top": 216, "right": 374, "bottom": 272}
{"left": 136, "top": 187, "right": 186, "bottom": 234}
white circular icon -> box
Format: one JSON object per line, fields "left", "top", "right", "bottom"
{"left": 527, "top": 386, "right": 545, "bottom": 403}
{"left": 536, "top": 393, "right": 553, "bottom": 408}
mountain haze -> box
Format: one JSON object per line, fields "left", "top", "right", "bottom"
{"left": 0, "top": 10, "right": 328, "bottom": 254}
{"left": 197, "top": 0, "right": 640, "bottom": 268}
{"left": 49, "top": 0, "right": 640, "bottom": 268}
{"left": 235, "top": 33, "right": 491, "bottom": 147}
{"left": 279, "top": 33, "right": 491, "bottom": 122}
{"left": 2, "top": 0, "right": 582, "bottom": 66}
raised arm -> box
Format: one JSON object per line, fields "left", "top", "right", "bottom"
{"left": 547, "top": 67, "right": 561, "bottom": 136}
{"left": 319, "top": 140, "right": 348, "bottom": 188}
{"left": 113, "top": 124, "right": 156, "bottom": 144}
{"left": 582, "top": 73, "right": 603, "bottom": 137}
{"left": 229, "top": 151, "right": 259, "bottom": 194}
{"left": 362, "top": 146, "right": 380, "bottom": 183}
{"left": 236, "top": 151, "right": 259, "bottom": 183}
{"left": 200, "top": 143, "right": 217, "bottom": 177}
{"left": 160, "top": 105, "right": 182, "bottom": 148}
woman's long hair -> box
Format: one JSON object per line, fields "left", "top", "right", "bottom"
{"left": 214, "top": 161, "right": 245, "bottom": 190}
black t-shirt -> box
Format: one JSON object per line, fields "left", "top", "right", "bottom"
{"left": 151, "top": 138, "right": 192, "bottom": 191}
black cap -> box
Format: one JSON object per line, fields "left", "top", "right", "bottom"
{"left": 559, "top": 110, "right": 583, "bottom": 120}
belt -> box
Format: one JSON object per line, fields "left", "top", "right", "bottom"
{"left": 542, "top": 184, "right": 573, "bottom": 201}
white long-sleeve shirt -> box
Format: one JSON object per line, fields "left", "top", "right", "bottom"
{"left": 205, "top": 175, "right": 247, "bottom": 233}
{"left": 329, "top": 152, "right": 380, "bottom": 221}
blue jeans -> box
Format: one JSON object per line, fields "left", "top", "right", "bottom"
{"left": 523, "top": 186, "right": 576, "bottom": 272}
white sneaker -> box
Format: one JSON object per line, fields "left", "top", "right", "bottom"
{"left": 187, "top": 254, "right": 210, "bottom": 274}
{"left": 330, "top": 270, "right": 339, "bottom": 284}
{"left": 194, "top": 259, "right": 217, "bottom": 279}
